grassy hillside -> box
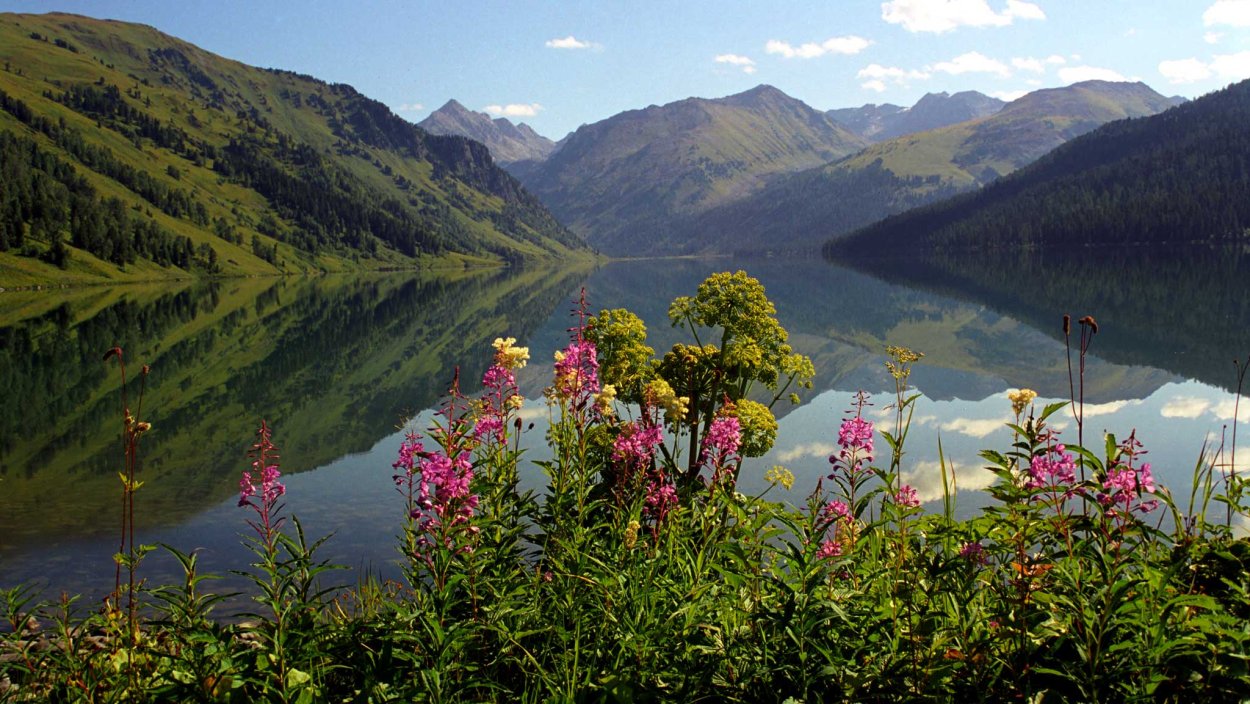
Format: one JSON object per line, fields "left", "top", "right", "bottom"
{"left": 518, "top": 84, "right": 865, "bottom": 255}
{"left": 681, "top": 81, "right": 1178, "bottom": 254}
{"left": 0, "top": 13, "right": 585, "bottom": 286}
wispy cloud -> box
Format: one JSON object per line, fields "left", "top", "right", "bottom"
{"left": 395, "top": 102, "right": 424, "bottom": 113}
{"left": 1080, "top": 399, "right": 1142, "bottom": 417}
{"left": 777, "top": 442, "right": 835, "bottom": 463}
{"left": 938, "top": 417, "right": 1007, "bottom": 439}
{"left": 545, "top": 35, "right": 596, "bottom": 50}
{"left": 929, "top": 51, "right": 1012, "bottom": 77}
{"left": 1160, "top": 396, "right": 1212, "bottom": 418}
{"left": 1205, "top": 31, "right": 1225, "bottom": 43}
{"left": 715, "top": 53, "right": 757, "bottom": 74}
{"left": 765, "top": 35, "right": 872, "bottom": 59}
{"left": 1159, "top": 58, "right": 1214, "bottom": 84}
{"left": 483, "top": 102, "right": 543, "bottom": 117}
{"left": 1159, "top": 51, "right": 1250, "bottom": 83}
{"left": 1058, "top": 65, "right": 1129, "bottom": 83}
{"left": 1204, "top": 0, "right": 1250, "bottom": 27}
{"left": 857, "top": 62, "right": 931, "bottom": 90}
{"left": 882, "top": 0, "right": 1045, "bottom": 33}
{"left": 900, "top": 459, "right": 996, "bottom": 503}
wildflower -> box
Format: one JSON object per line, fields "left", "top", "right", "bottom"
{"left": 595, "top": 384, "right": 617, "bottom": 417}
{"left": 703, "top": 414, "right": 742, "bottom": 457}
{"left": 764, "top": 465, "right": 795, "bottom": 490}
{"left": 1008, "top": 388, "right": 1038, "bottom": 417}
{"left": 817, "top": 539, "right": 843, "bottom": 560}
{"left": 894, "top": 484, "right": 920, "bottom": 509}
{"left": 239, "top": 421, "right": 285, "bottom": 510}
{"left": 885, "top": 345, "right": 924, "bottom": 380}
{"left": 624, "top": 519, "right": 640, "bottom": 549}
{"left": 1095, "top": 431, "right": 1158, "bottom": 516}
{"left": 644, "top": 478, "right": 677, "bottom": 523}
{"left": 829, "top": 413, "right": 874, "bottom": 479}
{"left": 413, "top": 450, "right": 480, "bottom": 551}
{"left": 1025, "top": 438, "right": 1076, "bottom": 490}
{"left": 959, "top": 541, "right": 989, "bottom": 566}
{"left": 612, "top": 422, "right": 665, "bottom": 467}
{"left": 549, "top": 340, "right": 600, "bottom": 402}
{"left": 492, "top": 336, "right": 530, "bottom": 370}
{"left": 822, "top": 499, "right": 850, "bottom": 522}
{"left": 645, "top": 378, "right": 689, "bottom": 424}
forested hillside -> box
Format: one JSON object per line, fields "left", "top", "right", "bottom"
{"left": 827, "top": 79, "right": 1250, "bottom": 255}
{"left": 0, "top": 13, "right": 584, "bottom": 285}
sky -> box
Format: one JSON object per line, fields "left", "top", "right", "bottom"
{"left": 2, "top": 0, "right": 1249, "bottom": 138}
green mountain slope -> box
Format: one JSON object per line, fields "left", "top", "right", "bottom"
{"left": 516, "top": 84, "right": 866, "bottom": 255}
{"left": 826, "top": 78, "right": 1250, "bottom": 255}
{"left": 682, "top": 81, "right": 1178, "bottom": 254}
{"left": 0, "top": 12, "right": 584, "bottom": 285}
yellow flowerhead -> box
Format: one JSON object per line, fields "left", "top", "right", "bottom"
{"left": 645, "top": 378, "right": 689, "bottom": 423}
{"left": 1008, "top": 388, "right": 1038, "bottom": 416}
{"left": 764, "top": 465, "right": 794, "bottom": 490}
{"left": 492, "top": 336, "right": 530, "bottom": 370}
{"left": 595, "top": 384, "right": 617, "bottom": 416}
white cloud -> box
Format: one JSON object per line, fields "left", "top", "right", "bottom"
{"left": 939, "top": 417, "right": 1007, "bottom": 439}
{"left": 1211, "top": 50, "right": 1250, "bottom": 79}
{"left": 1159, "top": 58, "right": 1215, "bottom": 84}
{"left": 1012, "top": 57, "right": 1046, "bottom": 73}
{"left": 1160, "top": 396, "right": 1213, "bottom": 418}
{"left": 1046, "top": 54, "right": 1067, "bottom": 65}
{"left": 715, "top": 53, "right": 757, "bottom": 74}
{"left": 1204, "top": 0, "right": 1250, "bottom": 27}
{"left": 765, "top": 35, "right": 872, "bottom": 59}
{"left": 482, "top": 102, "right": 543, "bottom": 117}
{"left": 929, "top": 51, "right": 1012, "bottom": 77}
{"left": 1158, "top": 51, "right": 1250, "bottom": 84}
{"left": 992, "top": 89, "right": 1029, "bottom": 101}
{"left": 857, "top": 63, "right": 931, "bottom": 90}
{"left": 900, "top": 459, "right": 997, "bottom": 503}
{"left": 1211, "top": 398, "right": 1250, "bottom": 422}
{"left": 395, "top": 102, "right": 424, "bottom": 112}
{"left": 881, "top": 0, "right": 1045, "bottom": 33}
{"left": 777, "top": 442, "right": 836, "bottom": 463}
{"left": 1058, "top": 65, "right": 1129, "bottom": 83}
{"left": 545, "top": 35, "right": 594, "bottom": 50}
{"left": 1205, "top": 31, "right": 1225, "bottom": 43}
{"left": 1079, "top": 399, "right": 1141, "bottom": 417}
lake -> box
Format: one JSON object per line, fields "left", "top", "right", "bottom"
{"left": 3, "top": 251, "right": 1249, "bottom": 611}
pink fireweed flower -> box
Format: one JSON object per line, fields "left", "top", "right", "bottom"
{"left": 613, "top": 422, "right": 665, "bottom": 466}
{"left": 550, "top": 340, "right": 600, "bottom": 403}
{"left": 959, "top": 541, "right": 989, "bottom": 566}
{"left": 822, "top": 499, "right": 850, "bottom": 523}
{"left": 829, "top": 414, "right": 875, "bottom": 479}
{"left": 1025, "top": 439, "right": 1077, "bottom": 490}
{"left": 412, "top": 450, "right": 480, "bottom": 552}
{"left": 475, "top": 340, "right": 525, "bottom": 445}
{"left": 816, "top": 539, "right": 843, "bottom": 560}
{"left": 239, "top": 421, "right": 287, "bottom": 550}
{"left": 700, "top": 413, "right": 742, "bottom": 488}
{"left": 644, "top": 477, "right": 678, "bottom": 524}
{"left": 894, "top": 484, "right": 920, "bottom": 509}
{"left": 1096, "top": 431, "right": 1158, "bottom": 516}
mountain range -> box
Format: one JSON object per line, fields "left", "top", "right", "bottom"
{"left": 419, "top": 99, "right": 556, "bottom": 165}
{"left": 0, "top": 12, "right": 584, "bottom": 286}
{"left": 826, "top": 77, "right": 1250, "bottom": 256}
{"left": 512, "top": 84, "right": 867, "bottom": 254}
{"left": 826, "top": 90, "right": 1005, "bottom": 142}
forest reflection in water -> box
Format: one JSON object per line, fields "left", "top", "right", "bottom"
{"left": 1, "top": 248, "right": 1247, "bottom": 605}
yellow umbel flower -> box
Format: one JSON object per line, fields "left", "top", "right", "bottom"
{"left": 645, "top": 378, "right": 689, "bottom": 423}
{"left": 492, "top": 336, "right": 530, "bottom": 370}
{"left": 1008, "top": 388, "right": 1038, "bottom": 416}
{"left": 764, "top": 465, "right": 794, "bottom": 490}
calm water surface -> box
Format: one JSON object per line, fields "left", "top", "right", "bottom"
{"left": 2, "top": 252, "right": 1248, "bottom": 610}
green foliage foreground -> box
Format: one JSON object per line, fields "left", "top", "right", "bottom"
{"left": 3, "top": 272, "right": 1250, "bottom": 703}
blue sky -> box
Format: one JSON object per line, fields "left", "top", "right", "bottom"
{"left": 2, "top": 1, "right": 1249, "bottom": 138}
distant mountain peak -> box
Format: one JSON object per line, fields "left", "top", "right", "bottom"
{"left": 829, "top": 90, "right": 1004, "bottom": 142}
{"left": 420, "top": 99, "right": 556, "bottom": 164}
